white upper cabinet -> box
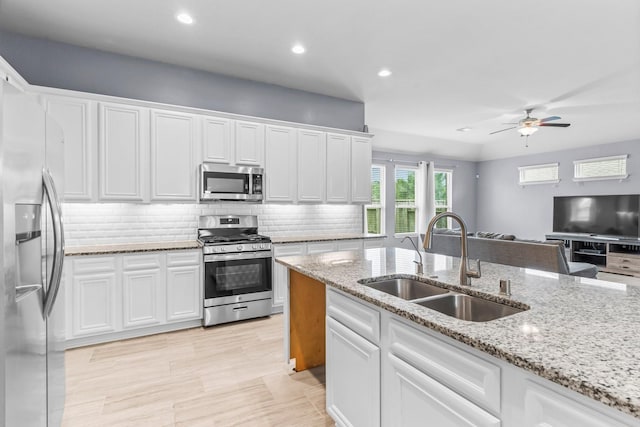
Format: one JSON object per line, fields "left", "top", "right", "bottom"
{"left": 150, "top": 109, "right": 197, "bottom": 201}
{"left": 98, "top": 102, "right": 149, "bottom": 201}
{"left": 235, "top": 120, "right": 264, "bottom": 166}
{"left": 45, "top": 96, "right": 97, "bottom": 201}
{"left": 265, "top": 125, "right": 297, "bottom": 202}
{"left": 202, "top": 116, "right": 233, "bottom": 164}
{"left": 351, "top": 136, "right": 372, "bottom": 203}
{"left": 297, "top": 129, "right": 326, "bottom": 202}
{"left": 326, "top": 133, "right": 351, "bottom": 203}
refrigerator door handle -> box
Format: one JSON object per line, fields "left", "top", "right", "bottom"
{"left": 42, "top": 168, "right": 65, "bottom": 318}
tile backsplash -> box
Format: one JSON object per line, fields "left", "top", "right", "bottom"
{"left": 63, "top": 203, "right": 363, "bottom": 247}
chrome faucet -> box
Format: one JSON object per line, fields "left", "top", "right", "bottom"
{"left": 423, "top": 212, "right": 481, "bottom": 286}
{"left": 401, "top": 236, "right": 424, "bottom": 275}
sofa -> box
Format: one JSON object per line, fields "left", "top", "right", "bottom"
{"left": 422, "top": 230, "right": 599, "bottom": 278}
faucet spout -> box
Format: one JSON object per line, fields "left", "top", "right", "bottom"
{"left": 423, "top": 212, "right": 481, "bottom": 286}
{"left": 401, "top": 236, "right": 424, "bottom": 275}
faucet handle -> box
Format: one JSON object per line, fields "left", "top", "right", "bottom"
{"left": 467, "top": 259, "right": 481, "bottom": 279}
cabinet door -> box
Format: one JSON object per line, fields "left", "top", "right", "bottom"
{"left": 99, "top": 102, "right": 148, "bottom": 201}
{"left": 326, "top": 133, "right": 351, "bottom": 203}
{"left": 351, "top": 136, "right": 372, "bottom": 203}
{"left": 122, "top": 268, "right": 163, "bottom": 328}
{"left": 265, "top": 125, "right": 297, "bottom": 202}
{"left": 72, "top": 271, "right": 118, "bottom": 336}
{"left": 202, "top": 116, "right": 233, "bottom": 164}
{"left": 150, "top": 109, "right": 197, "bottom": 201}
{"left": 166, "top": 264, "right": 202, "bottom": 322}
{"left": 297, "top": 129, "right": 326, "bottom": 202}
{"left": 45, "top": 96, "right": 97, "bottom": 201}
{"left": 326, "top": 317, "right": 380, "bottom": 427}
{"left": 385, "top": 354, "right": 500, "bottom": 427}
{"left": 235, "top": 120, "right": 264, "bottom": 166}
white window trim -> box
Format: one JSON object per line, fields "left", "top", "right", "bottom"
{"left": 435, "top": 168, "right": 453, "bottom": 229}
{"left": 364, "top": 164, "right": 385, "bottom": 235}
{"left": 394, "top": 165, "right": 418, "bottom": 235}
{"left": 573, "top": 154, "right": 629, "bottom": 182}
{"left": 518, "top": 162, "right": 560, "bottom": 186}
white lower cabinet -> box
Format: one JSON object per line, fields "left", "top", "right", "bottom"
{"left": 65, "top": 250, "right": 202, "bottom": 347}
{"left": 122, "top": 254, "right": 163, "bottom": 329}
{"left": 166, "top": 260, "right": 202, "bottom": 322}
{"left": 272, "top": 244, "right": 306, "bottom": 314}
{"left": 324, "top": 290, "right": 639, "bottom": 427}
{"left": 326, "top": 317, "right": 380, "bottom": 427}
{"left": 72, "top": 270, "right": 118, "bottom": 337}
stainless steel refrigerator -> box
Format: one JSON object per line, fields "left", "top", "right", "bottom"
{"left": 1, "top": 77, "right": 66, "bottom": 425}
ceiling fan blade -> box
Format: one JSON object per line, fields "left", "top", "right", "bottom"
{"left": 540, "top": 116, "right": 561, "bottom": 123}
{"left": 539, "top": 123, "right": 571, "bottom": 127}
{"left": 489, "top": 127, "right": 517, "bottom": 135}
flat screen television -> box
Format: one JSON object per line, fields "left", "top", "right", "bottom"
{"left": 553, "top": 195, "right": 640, "bottom": 238}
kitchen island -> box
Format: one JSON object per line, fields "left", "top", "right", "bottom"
{"left": 276, "top": 247, "right": 640, "bottom": 426}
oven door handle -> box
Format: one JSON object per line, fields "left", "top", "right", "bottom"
{"left": 204, "top": 251, "right": 272, "bottom": 262}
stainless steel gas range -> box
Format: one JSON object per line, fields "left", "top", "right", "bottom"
{"left": 198, "top": 215, "right": 272, "bottom": 327}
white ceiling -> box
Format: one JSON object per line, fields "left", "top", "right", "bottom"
{"left": 1, "top": 0, "right": 639, "bottom": 161}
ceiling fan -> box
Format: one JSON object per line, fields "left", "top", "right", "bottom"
{"left": 489, "top": 109, "right": 571, "bottom": 146}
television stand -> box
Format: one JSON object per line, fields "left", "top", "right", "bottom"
{"left": 545, "top": 233, "right": 640, "bottom": 278}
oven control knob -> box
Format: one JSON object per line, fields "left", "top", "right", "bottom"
{"left": 212, "top": 247, "right": 218, "bottom": 252}
{"left": 252, "top": 244, "right": 258, "bottom": 249}
{"left": 237, "top": 244, "right": 243, "bottom": 251}
{"left": 220, "top": 246, "right": 226, "bottom": 252}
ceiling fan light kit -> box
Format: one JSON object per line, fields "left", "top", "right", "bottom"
{"left": 489, "top": 108, "right": 571, "bottom": 142}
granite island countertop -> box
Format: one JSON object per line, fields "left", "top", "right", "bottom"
{"left": 65, "top": 240, "right": 202, "bottom": 256}
{"left": 275, "top": 247, "right": 640, "bottom": 419}
{"left": 268, "top": 233, "right": 386, "bottom": 244}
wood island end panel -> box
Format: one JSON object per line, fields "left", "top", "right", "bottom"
{"left": 289, "top": 270, "right": 326, "bottom": 371}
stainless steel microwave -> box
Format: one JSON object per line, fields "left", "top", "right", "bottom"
{"left": 199, "top": 163, "right": 263, "bottom": 202}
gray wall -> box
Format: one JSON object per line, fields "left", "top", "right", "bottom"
{"left": 476, "top": 139, "right": 640, "bottom": 240}
{"left": 0, "top": 30, "right": 364, "bottom": 130}
{"left": 372, "top": 151, "right": 478, "bottom": 249}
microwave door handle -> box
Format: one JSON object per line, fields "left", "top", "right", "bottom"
{"left": 42, "top": 168, "right": 65, "bottom": 318}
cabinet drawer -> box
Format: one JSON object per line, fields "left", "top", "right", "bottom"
{"left": 307, "top": 241, "right": 338, "bottom": 254}
{"left": 337, "top": 240, "right": 363, "bottom": 251}
{"left": 73, "top": 256, "right": 116, "bottom": 274}
{"left": 166, "top": 250, "right": 201, "bottom": 267}
{"left": 122, "top": 253, "right": 162, "bottom": 270}
{"left": 524, "top": 380, "right": 628, "bottom": 427}
{"left": 388, "top": 318, "right": 501, "bottom": 414}
{"left": 327, "top": 289, "right": 380, "bottom": 344}
{"left": 273, "top": 244, "right": 306, "bottom": 257}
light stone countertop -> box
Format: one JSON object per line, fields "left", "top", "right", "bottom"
{"left": 268, "top": 233, "right": 386, "bottom": 244}
{"left": 275, "top": 247, "right": 640, "bottom": 419}
{"left": 65, "top": 240, "right": 202, "bottom": 256}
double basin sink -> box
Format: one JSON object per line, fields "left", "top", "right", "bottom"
{"left": 359, "top": 278, "right": 526, "bottom": 322}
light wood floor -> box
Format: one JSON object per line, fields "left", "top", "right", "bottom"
{"left": 62, "top": 315, "right": 333, "bottom": 427}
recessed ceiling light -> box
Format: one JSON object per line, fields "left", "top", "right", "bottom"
{"left": 291, "top": 44, "right": 306, "bottom": 54}
{"left": 377, "top": 69, "right": 392, "bottom": 77}
{"left": 457, "top": 127, "right": 472, "bottom": 132}
{"left": 176, "top": 13, "right": 194, "bottom": 25}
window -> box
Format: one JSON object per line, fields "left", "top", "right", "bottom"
{"left": 434, "top": 169, "right": 453, "bottom": 229}
{"left": 573, "top": 155, "right": 628, "bottom": 181}
{"left": 395, "top": 167, "right": 417, "bottom": 234}
{"left": 365, "top": 165, "right": 385, "bottom": 234}
{"left": 518, "top": 163, "right": 560, "bottom": 185}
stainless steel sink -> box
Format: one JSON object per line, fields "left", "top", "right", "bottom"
{"left": 363, "top": 278, "right": 449, "bottom": 300}
{"left": 415, "top": 293, "right": 525, "bottom": 322}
